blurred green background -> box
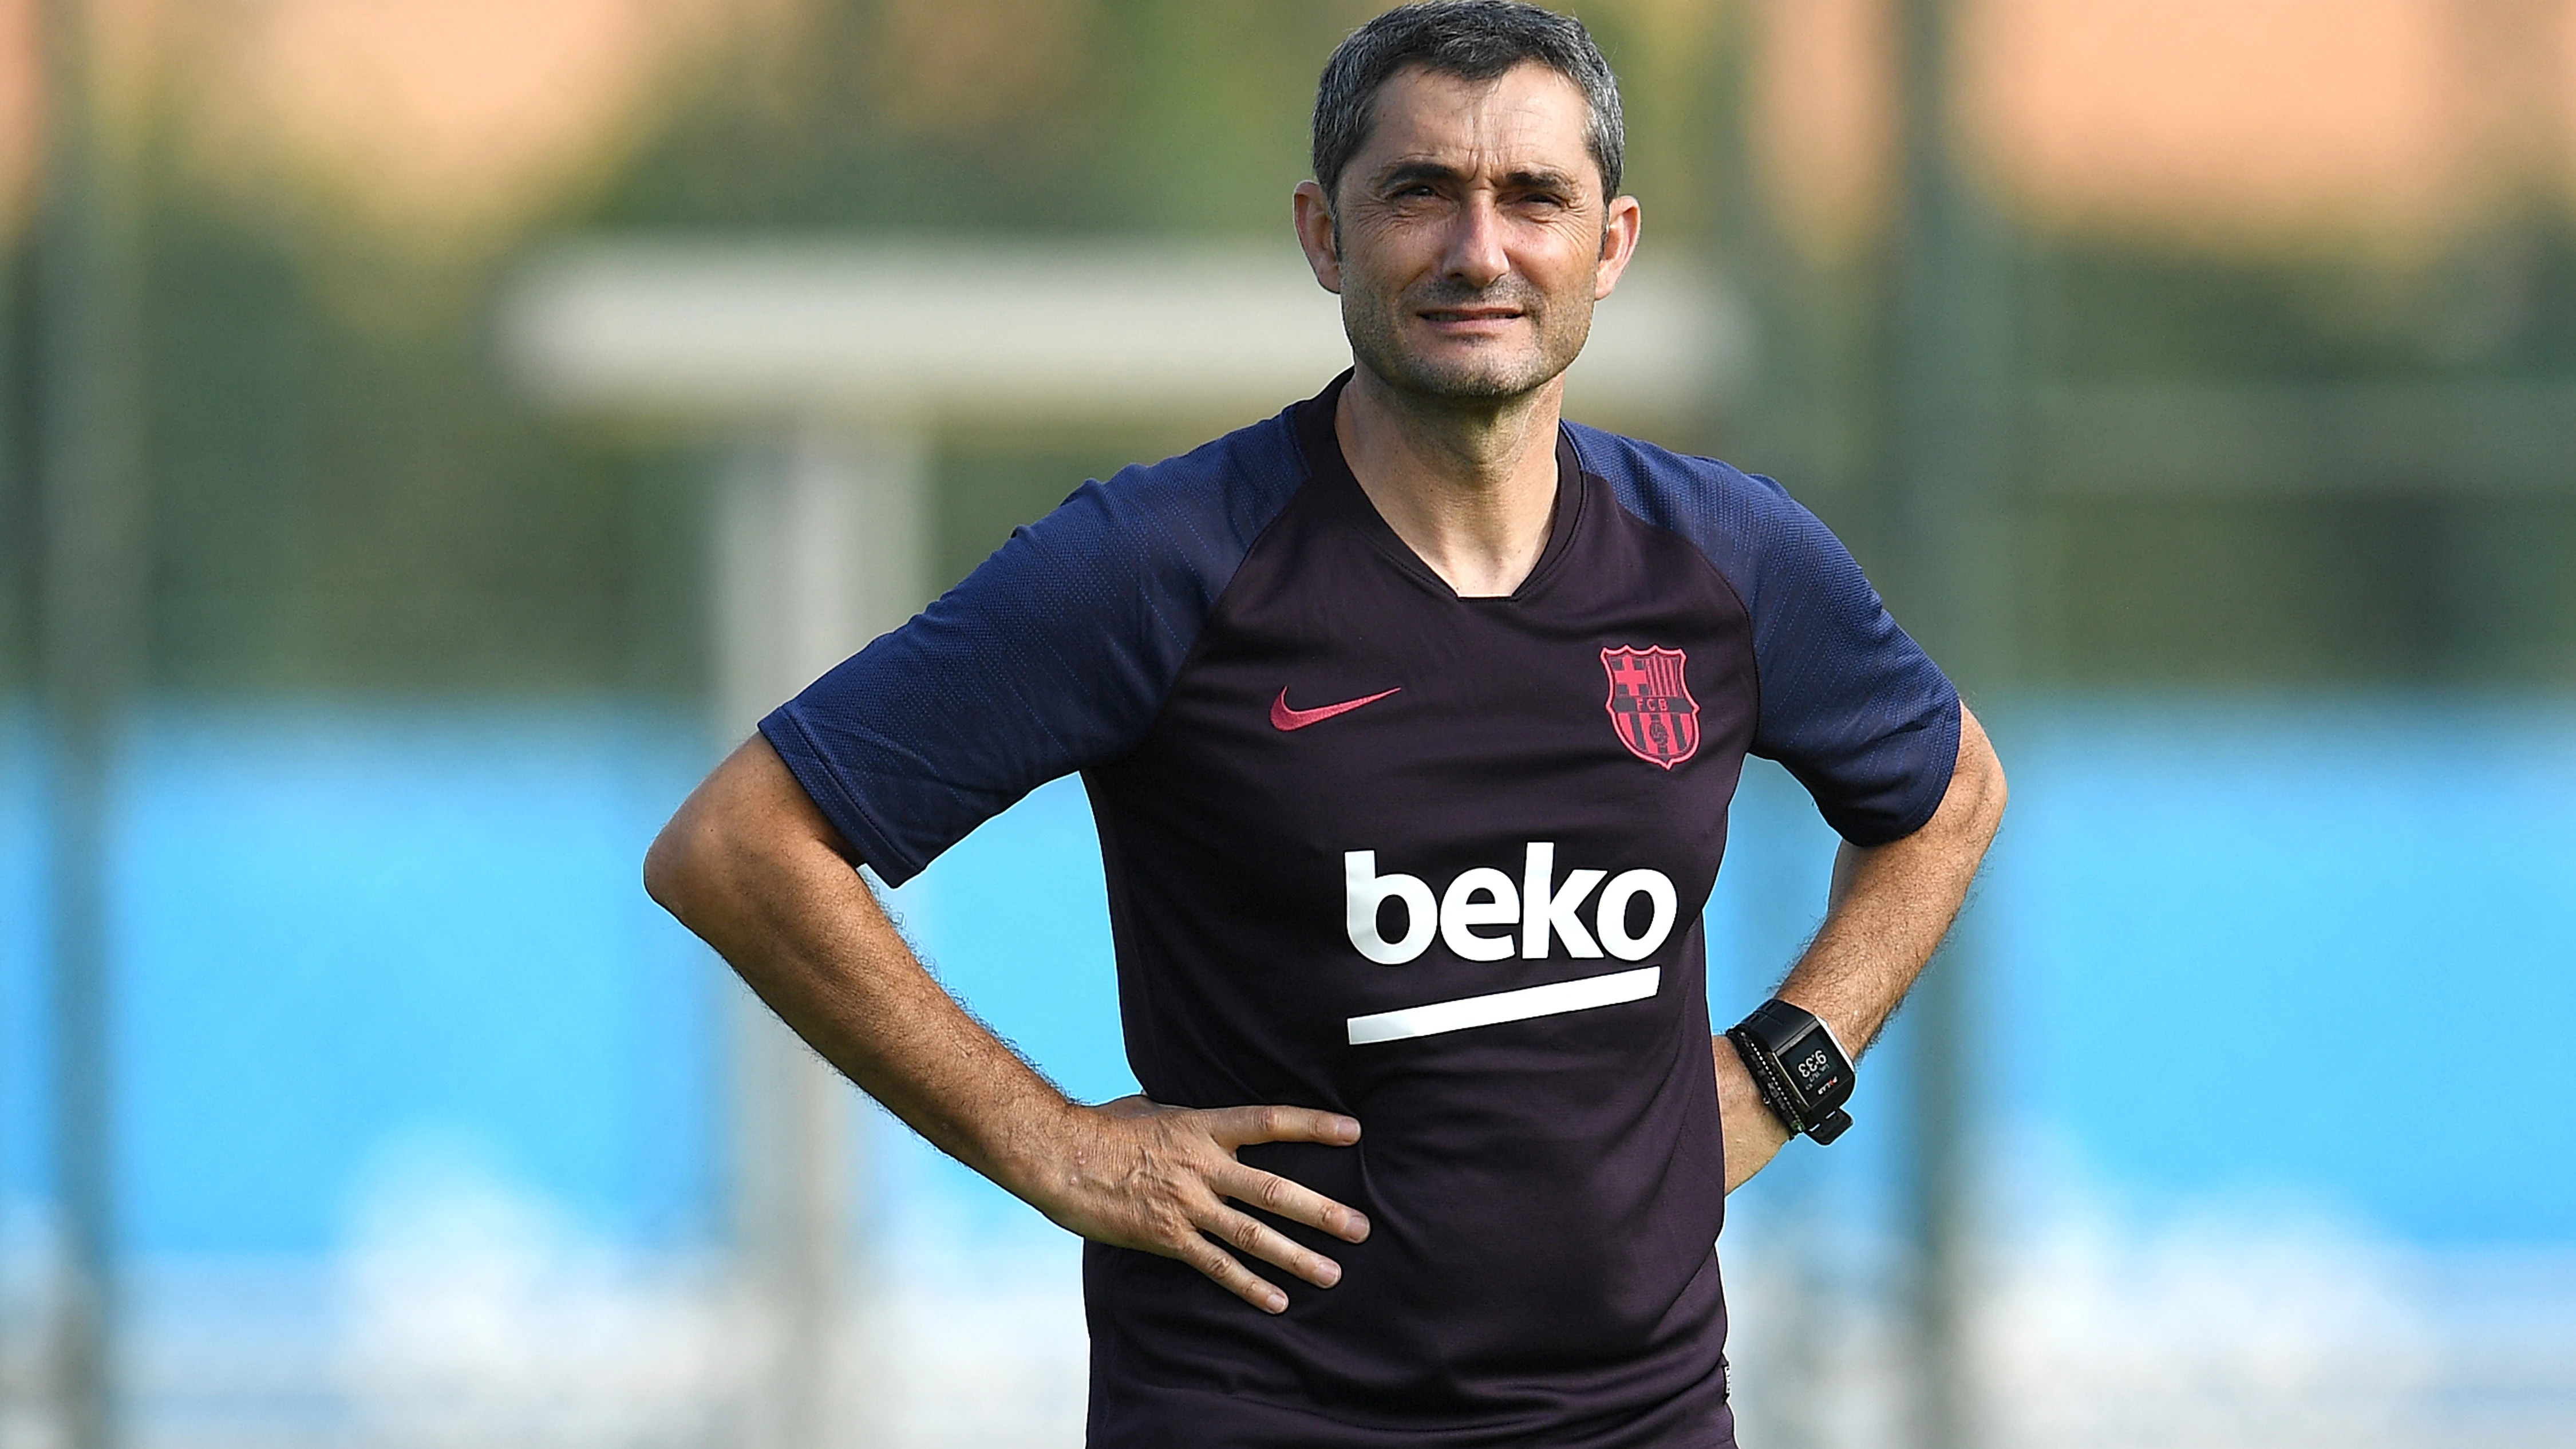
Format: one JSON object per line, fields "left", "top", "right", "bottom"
{"left": 8, "top": 0, "right": 2574, "bottom": 701}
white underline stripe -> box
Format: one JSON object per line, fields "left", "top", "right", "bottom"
{"left": 1345, "top": 967, "right": 1662, "bottom": 1045}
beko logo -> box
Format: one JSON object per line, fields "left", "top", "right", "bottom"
{"left": 1344, "top": 844, "right": 1679, "bottom": 966}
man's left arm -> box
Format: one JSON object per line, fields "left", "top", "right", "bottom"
{"left": 1716, "top": 701, "right": 2008, "bottom": 1192}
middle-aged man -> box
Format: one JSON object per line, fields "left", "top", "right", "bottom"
{"left": 648, "top": 3, "right": 2006, "bottom": 1444}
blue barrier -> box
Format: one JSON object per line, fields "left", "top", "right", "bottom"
{"left": 0, "top": 697, "right": 2570, "bottom": 1259}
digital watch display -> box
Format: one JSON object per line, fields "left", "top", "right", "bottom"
{"left": 1725, "top": 998, "right": 1856, "bottom": 1144}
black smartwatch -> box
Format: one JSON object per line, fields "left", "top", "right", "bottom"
{"left": 1725, "top": 999, "right": 1856, "bottom": 1144}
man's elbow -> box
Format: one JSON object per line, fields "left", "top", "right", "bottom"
{"left": 643, "top": 808, "right": 709, "bottom": 925}
{"left": 645, "top": 784, "right": 748, "bottom": 933}
{"left": 1953, "top": 709, "right": 2008, "bottom": 848}
{"left": 1969, "top": 756, "right": 2006, "bottom": 848}
{"left": 1968, "top": 711, "right": 2009, "bottom": 835}
{"left": 643, "top": 737, "right": 829, "bottom": 935}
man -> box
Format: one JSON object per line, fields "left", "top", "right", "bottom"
{"left": 646, "top": 2, "right": 2005, "bottom": 1444}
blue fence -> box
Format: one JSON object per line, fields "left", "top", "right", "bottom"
{"left": 2, "top": 696, "right": 2572, "bottom": 1261}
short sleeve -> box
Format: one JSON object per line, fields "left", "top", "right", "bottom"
{"left": 758, "top": 413, "right": 1309, "bottom": 885}
{"left": 1732, "top": 481, "right": 1960, "bottom": 844}
{"left": 1567, "top": 425, "right": 1961, "bottom": 846}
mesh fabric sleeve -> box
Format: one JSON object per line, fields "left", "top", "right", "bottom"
{"left": 758, "top": 414, "right": 1308, "bottom": 885}
{"left": 1571, "top": 425, "right": 1963, "bottom": 846}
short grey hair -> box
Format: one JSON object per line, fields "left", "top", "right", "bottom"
{"left": 1311, "top": 1, "right": 1625, "bottom": 203}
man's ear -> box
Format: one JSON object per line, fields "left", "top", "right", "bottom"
{"left": 1592, "top": 192, "right": 1642, "bottom": 301}
{"left": 1291, "top": 180, "right": 1345, "bottom": 295}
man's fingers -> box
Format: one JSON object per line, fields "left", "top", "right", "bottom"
{"left": 1200, "top": 1204, "right": 1343, "bottom": 1290}
{"left": 1175, "top": 1234, "right": 1290, "bottom": 1314}
{"left": 1049, "top": 1098, "right": 1363, "bottom": 1313}
{"left": 1212, "top": 1161, "right": 1371, "bottom": 1243}
{"left": 1203, "top": 1103, "right": 1361, "bottom": 1150}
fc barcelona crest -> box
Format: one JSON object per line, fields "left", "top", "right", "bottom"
{"left": 1601, "top": 646, "right": 1700, "bottom": 770}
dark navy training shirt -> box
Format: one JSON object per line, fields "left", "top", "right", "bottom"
{"left": 763, "top": 375, "right": 1960, "bottom": 1449}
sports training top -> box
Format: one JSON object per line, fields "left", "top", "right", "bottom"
{"left": 762, "top": 374, "right": 1960, "bottom": 1449}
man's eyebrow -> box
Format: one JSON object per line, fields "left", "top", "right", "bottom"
{"left": 1373, "top": 159, "right": 1468, "bottom": 190}
{"left": 1369, "top": 159, "right": 1587, "bottom": 195}
{"left": 1499, "top": 167, "right": 1582, "bottom": 195}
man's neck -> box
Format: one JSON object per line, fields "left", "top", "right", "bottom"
{"left": 1334, "top": 366, "right": 1566, "bottom": 599}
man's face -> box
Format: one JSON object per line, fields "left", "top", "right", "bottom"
{"left": 1295, "top": 62, "right": 1639, "bottom": 405}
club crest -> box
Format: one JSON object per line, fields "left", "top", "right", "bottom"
{"left": 1601, "top": 646, "right": 1700, "bottom": 770}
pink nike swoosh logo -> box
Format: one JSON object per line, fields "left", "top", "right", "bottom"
{"left": 1271, "top": 686, "right": 1401, "bottom": 731}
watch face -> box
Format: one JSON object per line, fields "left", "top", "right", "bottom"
{"left": 1783, "top": 1028, "right": 1847, "bottom": 1105}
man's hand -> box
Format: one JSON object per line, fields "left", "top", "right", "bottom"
{"left": 1026, "top": 1097, "right": 1368, "bottom": 1314}
{"left": 645, "top": 738, "right": 1366, "bottom": 1314}
{"left": 1718, "top": 701, "right": 2006, "bottom": 1192}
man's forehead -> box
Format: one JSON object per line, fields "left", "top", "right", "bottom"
{"left": 1353, "top": 62, "right": 1597, "bottom": 188}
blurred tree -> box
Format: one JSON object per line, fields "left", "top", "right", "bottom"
{"left": 1728, "top": 0, "right": 2576, "bottom": 689}
{"left": 3, "top": 0, "right": 2571, "bottom": 701}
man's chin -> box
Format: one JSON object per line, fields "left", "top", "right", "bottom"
{"left": 1369, "top": 351, "right": 1567, "bottom": 406}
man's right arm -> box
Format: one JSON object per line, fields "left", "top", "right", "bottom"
{"left": 643, "top": 736, "right": 1369, "bottom": 1314}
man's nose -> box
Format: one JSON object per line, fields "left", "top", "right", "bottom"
{"left": 1439, "top": 193, "right": 1511, "bottom": 290}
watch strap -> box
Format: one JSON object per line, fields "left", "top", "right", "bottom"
{"left": 1726, "top": 998, "right": 1856, "bottom": 1145}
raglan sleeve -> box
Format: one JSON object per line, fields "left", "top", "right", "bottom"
{"left": 1737, "top": 477, "right": 1962, "bottom": 846}
{"left": 756, "top": 473, "right": 1210, "bottom": 887}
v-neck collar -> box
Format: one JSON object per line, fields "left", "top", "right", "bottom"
{"left": 1290, "top": 372, "right": 1586, "bottom": 605}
